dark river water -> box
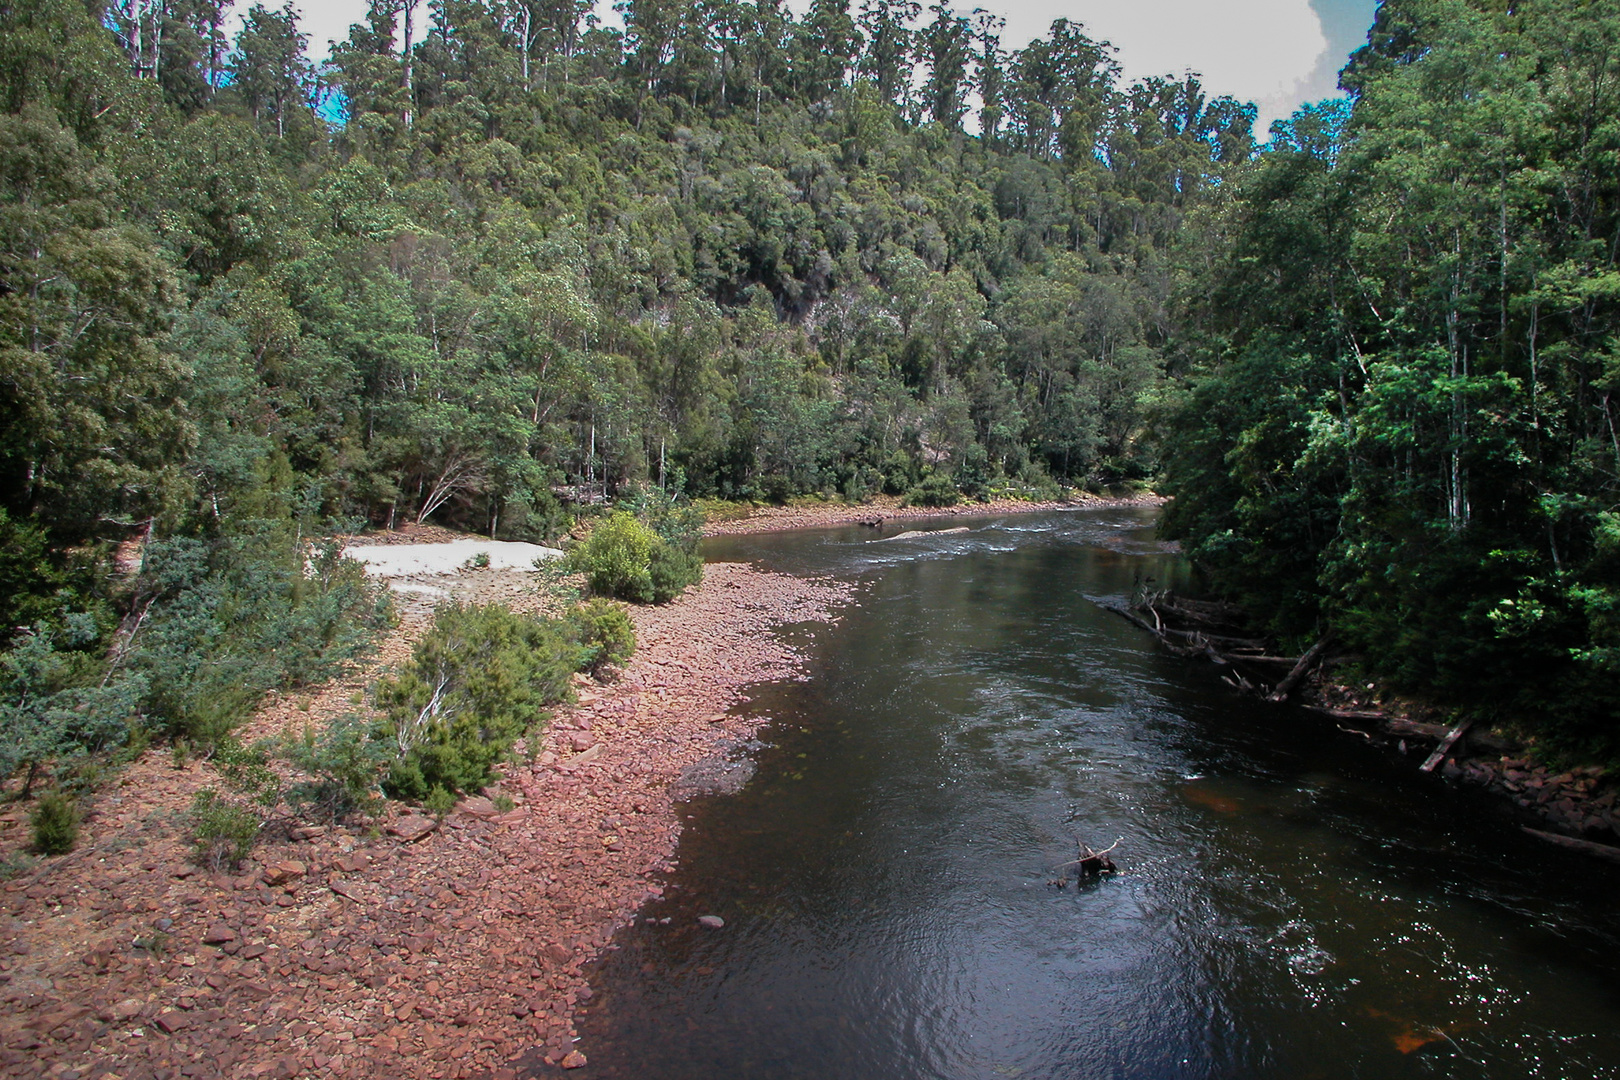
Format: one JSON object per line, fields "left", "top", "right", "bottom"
{"left": 571, "top": 507, "right": 1620, "bottom": 1080}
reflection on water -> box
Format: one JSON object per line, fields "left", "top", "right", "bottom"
{"left": 570, "top": 509, "right": 1620, "bottom": 1080}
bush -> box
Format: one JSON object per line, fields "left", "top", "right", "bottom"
{"left": 570, "top": 599, "right": 636, "bottom": 675}
{"left": 282, "top": 712, "right": 387, "bottom": 823}
{"left": 571, "top": 508, "right": 702, "bottom": 604}
{"left": 190, "top": 789, "right": 260, "bottom": 871}
{"left": 649, "top": 538, "right": 703, "bottom": 603}
{"left": 903, "top": 473, "right": 961, "bottom": 507}
{"left": 0, "top": 615, "right": 144, "bottom": 796}
{"left": 29, "top": 790, "right": 81, "bottom": 855}
{"left": 571, "top": 511, "right": 657, "bottom": 601}
{"left": 133, "top": 528, "right": 394, "bottom": 745}
{"left": 376, "top": 603, "right": 578, "bottom": 800}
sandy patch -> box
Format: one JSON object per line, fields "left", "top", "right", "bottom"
{"left": 344, "top": 539, "right": 563, "bottom": 577}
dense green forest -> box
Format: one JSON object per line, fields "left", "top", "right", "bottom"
{"left": 3, "top": 0, "right": 1619, "bottom": 819}
{"left": 0, "top": 0, "right": 1253, "bottom": 790}
{"left": 1162, "top": 0, "right": 1620, "bottom": 760}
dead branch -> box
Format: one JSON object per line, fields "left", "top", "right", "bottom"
{"left": 1266, "top": 637, "right": 1333, "bottom": 702}
{"left": 1419, "top": 718, "right": 1474, "bottom": 773}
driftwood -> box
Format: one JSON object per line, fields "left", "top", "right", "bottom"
{"left": 1266, "top": 637, "right": 1333, "bottom": 702}
{"left": 1099, "top": 597, "right": 1337, "bottom": 702}
{"left": 1521, "top": 827, "right": 1620, "bottom": 865}
{"left": 1384, "top": 718, "right": 1454, "bottom": 740}
{"left": 1052, "top": 838, "right": 1121, "bottom": 886}
{"left": 1419, "top": 718, "right": 1474, "bottom": 773}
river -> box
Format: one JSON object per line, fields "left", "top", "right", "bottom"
{"left": 572, "top": 507, "right": 1620, "bottom": 1079}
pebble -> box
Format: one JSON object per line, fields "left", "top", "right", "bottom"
{"left": 698, "top": 915, "right": 726, "bottom": 929}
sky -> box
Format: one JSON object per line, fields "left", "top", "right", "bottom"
{"left": 269, "top": 0, "right": 1378, "bottom": 136}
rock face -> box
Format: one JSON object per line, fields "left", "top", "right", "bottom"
{"left": 0, "top": 559, "right": 852, "bottom": 1080}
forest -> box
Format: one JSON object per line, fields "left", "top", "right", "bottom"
{"left": 2, "top": 0, "right": 1619, "bottom": 828}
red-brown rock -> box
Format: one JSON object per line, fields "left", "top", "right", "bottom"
{"left": 386, "top": 815, "right": 439, "bottom": 842}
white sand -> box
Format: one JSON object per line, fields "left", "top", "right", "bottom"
{"left": 343, "top": 539, "right": 564, "bottom": 577}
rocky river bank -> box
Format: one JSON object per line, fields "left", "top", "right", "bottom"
{"left": 0, "top": 557, "right": 852, "bottom": 1080}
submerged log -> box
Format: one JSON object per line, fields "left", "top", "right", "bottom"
{"left": 1052, "top": 838, "right": 1122, "bottom": 886}
{"left": 1521, "top": 827, "right": 1620, "bottom": 865}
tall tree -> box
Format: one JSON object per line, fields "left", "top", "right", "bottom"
{"left": 227, "top": 2, "right": 315, "bottom": 139}
{"left": 920, "top": 2, "right": 970, "bottom": 128}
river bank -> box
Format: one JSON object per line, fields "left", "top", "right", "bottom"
{"left": 1303, "top": 679, "right": 1620, "bottom": 859}
{"left": 0, "top": 559, "right": 852, "bottom": 1079}
{"left": 1113, "top": 592, "right": 1620, "bottom": 860}
{"left": 700, "top": 492, "right": 1166, "bottom": 536}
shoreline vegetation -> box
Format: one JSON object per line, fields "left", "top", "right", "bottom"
{"left": 4, "top": 494, "right": 1615, "bottom": 1079}
{"left": 698, "top": 490, "right": 1167, "bottom": 535}
{"left": 1108, "top": 588, "right": 1620, "bottom": 864}
{"left": 0, "top": 529, "right": 852, "bottom": 1078}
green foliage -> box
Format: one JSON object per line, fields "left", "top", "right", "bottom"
{"left": 423, "top": 785, "right": 457, "bottom": 819}
{"left": 571, "top": 511, "right": 658, "bottom": 601}
{"left": 570, "top": 598, "right": 637, "bottom": 675}
{"left": 903, "top": 473, "right": 961, "bottom": 507}
{"left": 571, "top": 505, "right": 703, "bottom": 603}
{"left": 213, "top": 736, "right": 281, "bottom": 808}
{"left": 0, "top": 508, "right": 74, "bottom": 628}
{"left": 1161, "top": 0, "right": 1620, "bottom": 757}
{"left": 189, "top": 789, "right": 260, "bottom": 871}
{"left": 0, "top": 614, "right": 143, "bottom": 795}
{"left": 28, "top": 789, "right": 80, "bottom": 855}
{"left": 376, "top": 603, "right": 578, "bottom": 800}
{"left": 132, "top": 525, "right": 394, "bottom": 744}
{"left": 281, "top": 713, "right": 388, "bottom": 824}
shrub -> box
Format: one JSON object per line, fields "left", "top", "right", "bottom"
{"left": 903, "top": 473, "right": 961, "bottom": 507}
{"left": 376, "top": 603, "right": 578, "bottom": 800}
{"left": 570, "top": 599, "right": 636, "bottom": 675}
{"left": 190, "top": 789, "right": 260, "bottom": 871}
{"left": 571, "top": 511, "right": 658, "bottom": 601}
{"left": 571, "top": 508, "right": 702, "bottom": 604}
{"left": 0, "top": 615, "right": 144, "bottom": 796}
{"left": 648, "top": 539, "right": 703, "bottom": 603}
{"left": 133, "top": 529, "right": 393, "bottom": 745}
{"left": 423, "top": 785, "right": 457, "bottom": 818}
{"left": 282, "top": 712, "right": 387, "bottom": 823}
{"left": 29, "top": 790, "right": 81, "bottom": 855}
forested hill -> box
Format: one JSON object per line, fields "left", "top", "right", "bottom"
{"left": 2, "top": 0, "right": 1253, "bottom": 555}
{"left": 3, "top": 0, "right": 1620, "bottom": 769}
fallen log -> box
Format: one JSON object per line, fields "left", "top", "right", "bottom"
{"left": 1228, "top": 654, "right": 1314, "bottom": 666}
{"left": 1266, "top": 637, "right": 1333, "bottom": 702}
{"left": 1156, "top": 596, "right": 1249, "bottom": 623}
{"left": 1096, "top": 601, "right": 1202, "bottom": 657}
{"left": 1384, "top": 718, "right": 1453, "bottom": 740}
{"left": 1419, "top": 718, "right": 1474, "bottom": 773}
{"left": 1521, "top": 827, "right": 1620, "bottom": 865}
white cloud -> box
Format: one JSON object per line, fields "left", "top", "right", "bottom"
{"left": 995, "top": 1, "right": 1329, "bottom": 135}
